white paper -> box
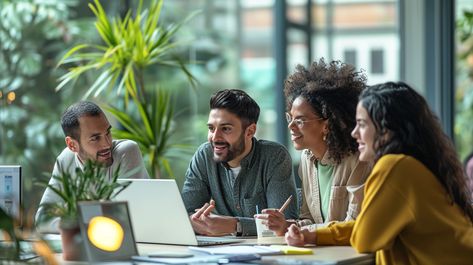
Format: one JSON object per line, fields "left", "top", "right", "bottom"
{"left": 188, "top": 245, "right": 282, "bottom": 255}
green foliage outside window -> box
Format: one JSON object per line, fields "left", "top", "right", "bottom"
{"left": 456, "top": 9, "right": 473, "bottom": 159}
{"left": 0, "top": 0, "right": 81, "bottom": 220}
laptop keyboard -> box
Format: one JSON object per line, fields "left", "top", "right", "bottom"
{"left": 196, "top": 236, "right": 242, "bottom": 246}
{"left": 197, "top": 239, "right": 230, "bottom": 246}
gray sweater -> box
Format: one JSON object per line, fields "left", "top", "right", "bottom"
{"left": 181, "top": 138, "right": 298, "bottom": 236}
{"left": 35, "top": 139, "right": 149, "bottom": 232}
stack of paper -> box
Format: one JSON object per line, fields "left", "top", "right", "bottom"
{"left": 189, "top": 245, "right": 281, "bottom": 255}
{"left": 189, "top": 245, "right": 313, "bottom": 256}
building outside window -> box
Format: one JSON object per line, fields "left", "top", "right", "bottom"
{"left": 370, "top": 48, "right": 385, "bottom": 74}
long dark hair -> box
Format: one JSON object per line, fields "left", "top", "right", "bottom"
{"left": 360, "top": 82, "right": 473, "bottom": 222}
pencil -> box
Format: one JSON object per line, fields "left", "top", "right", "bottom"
{"left": 278, "top": 195, "right": 293, "bottom": 213}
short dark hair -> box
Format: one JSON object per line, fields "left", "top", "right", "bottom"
{"left": 360, "top": 81, "right": 473, "bottom": 222}
{"left": 284, "top": 58, "right": 367, "bottom": 163}
{"left": 209, "top": 89, "right": 260, "bottom": 127}
{"left": 61, "top": 101, "right": 103, "bottom": 139}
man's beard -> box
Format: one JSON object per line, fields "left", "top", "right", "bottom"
{"left": 78, "top": 145, "right": 113, "bottom": 167}
{"left": 211, "top": 133, "right": 245, "bottom": 163}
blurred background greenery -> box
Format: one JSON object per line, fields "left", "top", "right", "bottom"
{"left": 456, "top": 8, "right": 473, "bottom": 160}
{"left": 0, "top": 0, "right": 286, "bottom": 224}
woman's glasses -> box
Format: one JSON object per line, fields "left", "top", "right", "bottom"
{"left": 285, "top": 113, "right": 324, "bottom": 128}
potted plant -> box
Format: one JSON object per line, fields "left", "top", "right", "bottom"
{"left": 36, "top": 160, "right": 131, "bottom": 261}
{"left": 55, "top": 0, "right": 198, "bottom": 178}
{"left": 1, "top": 207, "right": 57, "bottom": 264}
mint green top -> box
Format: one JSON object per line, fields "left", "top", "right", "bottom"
{"left": 317, "top": 162, "right": 334, "bottom": 221}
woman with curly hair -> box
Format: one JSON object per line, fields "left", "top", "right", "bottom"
{"left": 286, "top": 82, "right": 473, "bottom": 264}
{"left": 256, "top": 59, "right": 371, "bottom": 235}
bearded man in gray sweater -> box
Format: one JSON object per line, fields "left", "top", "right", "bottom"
{"left": 35, "top": 101, "right": 149, "bottom": 232}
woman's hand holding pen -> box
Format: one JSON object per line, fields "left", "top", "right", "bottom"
{"left": 255, "top": 195, "right": 294, "bottom": 236}
{"left": 257, "top": 209, "right": 289, "bottom": 236}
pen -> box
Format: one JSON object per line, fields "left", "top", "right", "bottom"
{"left": 278, "top": 195, "right": 293, "bottom": 213}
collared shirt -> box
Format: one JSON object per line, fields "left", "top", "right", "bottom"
{"left": 35, "top": 139, "right": 149, "bottom": 232}
{"left": 181, "top": 138, "right": 299, "bottom": 236}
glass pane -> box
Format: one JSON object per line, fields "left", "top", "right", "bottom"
{"left": 331, "top": 1, "right": 396, "bottom": 29}
{"left": 287, "top": 0, "right": 308, "bottom": 24}
{"left": 455, "top": 0, "right": 473, "bottom": 160}
{"left": 288, "top": 29, "right": 309, "bottom": 69}
{"left": 310, "top": 0, "right": 399, "bottom": 85}
{"left": 344, "top": 49, "right": 357, "bottom": 66}
{"left": 241, "top": 0, "right": 277, "bottom": 141}
{"left": 370, "top": 49, "right": 385, "bottom": 74}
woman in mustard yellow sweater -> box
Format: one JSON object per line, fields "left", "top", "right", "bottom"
{"left": 285, "top": 82, "right": 473, "bottom": 265}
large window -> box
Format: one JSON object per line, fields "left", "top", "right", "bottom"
{"left": 0, "top": 0, "right": 406, "bottom": 221}
{"left": 286, "top": 0, "right": 399, "bottom": 85}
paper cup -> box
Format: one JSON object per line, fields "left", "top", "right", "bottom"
{"left": 255, "top": 215, "right": 276, "bottom": 238}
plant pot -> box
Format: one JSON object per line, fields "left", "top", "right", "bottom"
{"left": 59, "top": 225, "right": 85, "bottom": 261}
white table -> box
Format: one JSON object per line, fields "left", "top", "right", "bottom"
{"left": 55, "top": 236, "right": 374, "bottom": 265}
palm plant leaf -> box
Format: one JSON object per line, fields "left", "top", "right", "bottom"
{"left": 56, "top": 0, "right": 197, "bottom": 104}
{"left": 36, "top": 160, "right": 133, "bottom": 222}
{"left": 106, "top": 89, "right": 190, "bottom": 178}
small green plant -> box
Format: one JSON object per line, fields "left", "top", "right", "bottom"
{"left": 0, "top": 207, "right": 20, "bottom": 260}
{"left": 1, "top": 208, "right": 56, "bottom": 264}
{"left": 36, "top": 160, "right": 132, "bottom": 227}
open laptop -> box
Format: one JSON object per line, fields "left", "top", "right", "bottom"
{"left": 115, "top": 179, "right": 242, "bottom": 246}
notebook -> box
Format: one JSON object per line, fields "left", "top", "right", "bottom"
{"left": 115, "top": 179, "right": 242, "bottom": 246}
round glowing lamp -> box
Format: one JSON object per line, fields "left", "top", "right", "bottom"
{"left": 87, "top": 216, "right": 124, "bottom": 252}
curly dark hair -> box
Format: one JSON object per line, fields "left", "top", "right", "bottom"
{"left": 360, "top": 81, "right": 473, "bottom": 222}
{"left": 283, "top": 58, "right": 367, "bottom": 163}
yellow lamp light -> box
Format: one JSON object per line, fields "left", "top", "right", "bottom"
{"left": 87, "top": 216, "right": 124, "bottom": 252}
{"left": 7, "top": 91, "right": 15, "bottom": 103}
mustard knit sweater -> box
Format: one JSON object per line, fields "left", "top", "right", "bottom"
{"left": 316, "top": 154, "right": 473, "bottom": 265}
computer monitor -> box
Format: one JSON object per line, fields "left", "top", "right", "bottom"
{"left": 0, "top": 165, "right": 21, "bottom": 223}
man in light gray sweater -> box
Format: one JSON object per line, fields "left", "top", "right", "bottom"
{"left": 35, "top": 101, "right": 149, "bottom": 232}
{"left": 181, "top": 89, "right": 298, "bottom": 236}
